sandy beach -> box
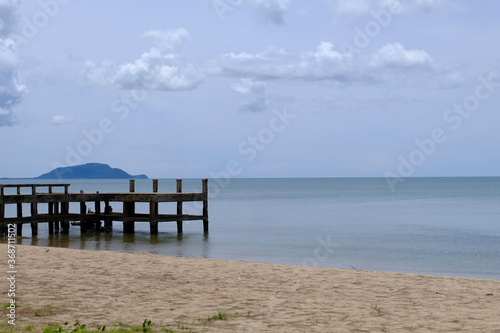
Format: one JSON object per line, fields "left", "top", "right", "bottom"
{"left": 2, "top": 244, "right": 499, "bottom": 332}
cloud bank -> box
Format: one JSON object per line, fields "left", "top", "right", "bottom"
{"left": 0, "top": 0, "right": 27, "bottom": 126}
{"left": 210, "top": 0, "right": 290, "bottom": 24}
{"left": 328, "top": 0, "right": 462, "bottom": 18}
{"left": 82, "top": 28, "right": 203, "bottom": 91}
{"left": 218, "top": 42, "right": 446, "bottom": 87}
{"left": 254, "top": 0, "right": 290, "bottom": 24}
{"left": 232, "top": 78, "right": 268, "bottom": 112}
{"left": 51, "top": 115, "right": 75, "bottom": 126}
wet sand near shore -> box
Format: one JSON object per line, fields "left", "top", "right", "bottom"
{"left": 2, "top": 244, "right": 500, "bottom": 332}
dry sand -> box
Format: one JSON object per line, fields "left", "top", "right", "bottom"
{"left": 2, "top": 244, "right": 500, "bottom": 332}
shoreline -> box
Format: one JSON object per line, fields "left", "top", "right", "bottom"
{"left": 2, "top": 244, "right": 500, "bottom": 332}
{"left": 4, "top": 235, "right": 499, "bottom": 281}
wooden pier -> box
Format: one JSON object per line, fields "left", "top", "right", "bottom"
{"left": 0, "top": 179, "right": 208, "bottom": 236}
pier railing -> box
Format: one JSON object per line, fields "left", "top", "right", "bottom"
{"left": 0, "top": 179, "right": 208, "bottom": 236}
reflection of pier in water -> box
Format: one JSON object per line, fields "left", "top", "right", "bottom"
{"left": 14, "top": 231, "right": 211, "bottom": 259}
{"left": 0, "top": 179, "right": 208, "bottom": 236}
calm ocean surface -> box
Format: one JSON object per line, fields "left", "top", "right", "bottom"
{"left": 2, "top": 177, "right": 500, "bottom": 279}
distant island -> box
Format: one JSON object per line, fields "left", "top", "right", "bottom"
{"left": 36, "top": 163, "right": 148, "bottom": 180}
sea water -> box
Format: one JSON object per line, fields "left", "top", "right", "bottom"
{"left": 2, "top": 177, "right": 499, "bottom": 279}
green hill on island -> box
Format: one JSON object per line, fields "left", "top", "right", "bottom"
{"left": 36, "top": 163, "right": 148, "bottom": 179}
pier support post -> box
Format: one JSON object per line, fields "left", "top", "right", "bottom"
{"left": 0, "top": 186, "right": 4, "bottom": 221}
{"left": 61, "top": 221, "right": 70, "bottom": 234}
{"left": 0, "top": 188, "right": 4, "bottom": 237}
{"left": 123, "top": 221, "right": 135, "bottom": 233}
{"left": 31, "top": 222, "right": 38, "bottom": 236}
{"left": 79, "top": 191, "right": 89, "bottom": 232}
{"left": 29, "top": 185, "right": 39, "bottom": 237}
{"left": 176, "top": 179, "right": 183, "bottom": 234}
{"left": 13, "top": 185, "right": 20, "bottom": 237}
{"left": 149, "top": 179, "right": 159, "bottom": 234}
{"left": 123, "top": 201, "right": 135, "bottom": 233}
{"left": 104, "top": 200, "right": 112, "bottom": 232}
{"left": 104, "top": 220, "right": 113, "bottom": 231}
{"left": 202, "top": 179, "right": 209, "bottom": 233}
{"left": 61, "top": 187, "right": 70, "bottom": 234}
{"left": 94, "top": 196, "right": 101, "bottom": 232}
{"left": 16, "top": 186, "right": 22, "bottom": 220}
{"left": 48, "top": 200, "right": 54, "bottom": 235}
{"left": 124, "top": 180, "right": 136, "bottom": 233}
{"left": 152, "top": 179, "right": 159, "bottom": 213}
{"left": 16, "top": 203, "right": 22, "bottom": 219}
{"left": 54, "top": 202, "right": 60, "bottom": 233}
{"left": 47, "top": 187, "right": 54, "bottom": 234}
{"left": 150, "top": 222, "right": 158, "bottom": 234}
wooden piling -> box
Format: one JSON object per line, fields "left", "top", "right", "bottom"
{"left": 30, "top": 185, "right": 38, "bottom": 235}
{"left": 61, "top": 221, "right": 70, "bottom": 234}
{"left": 0, "top": 186, "right": 3, "bottom": 220}
{"left": 94, "top": 194, "right": 101, "bottom": 231}
{"left": 15, "top": 186, "right": 23, "bottom": 236}
{"left": 16, "top": 186, "right": 22, "bottom": 219}
{"left": 123, "top": 181, "right": 136, "bottom": 233}
{"left": 123, "top": 200, "right": 135, "bottom": 233}
{"left": 104, "top": 200, "right": 112, "bottom": 232}
{"left": 150, "top": 179, "right": 159, "bottom": 234}
{"left": 48, "top": 186, "right": 54, "bottom": 234}
{"left": 0, "top": 187, "right": 4, "bottom": 236}
{"left": 176, "top": 179, "right": 183, "bottom": 233}
{"left": 61, "top": 185, "right": 70, "bottom": 233}
{"left": 79, "top": 190, "right": 88, "bottom": 232}
{"left": 31, "top": 221, "right": 38, "bottom": 236}
{"left": 54, "top": 202, "right": 60, "bottom": 232}
{"left": 150, "top": 198, "right": 158, "bottom": 234}
{"left": 202, "top": 178, "right": 209, "bottom": 233}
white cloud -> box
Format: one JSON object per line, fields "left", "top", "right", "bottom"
{"left": 51, "top": 115, "right": 75, "bottom": 125}
{"left": 254, "top": 0, "right": 290, "bottom": 24}
{"left": 369, "top": 43, "right": 432, "bottom": 68}
{"left": 231, "top": 78, "right": 268, "bottom": 112}
{"left": 142, "top": 28, "right": 189, "bottom": 52}
{"left": 431, "top": 71, "right": 465, "bottom": 89}
{"left": 113, "top": 48, "right": 202, "bottom": 91}
{"left": 0, "top": 0, "right": 19, "bottom": 38}
{"left": 220, "top": 42, "right": 353, "bottom": 82}
{"left": 82, "top": 28, "right": 203, "bottom": 91}
{"left": 224, "top": 51, "right": 268, "bottom": 60}
{"left": 328, "top": 0, "right": 462, "bottom": 19}
{"left": 218, "top": 42, "right": 460, "bottom": 89}
{"left": 312, "top": 41, "right": 350, "bottom": 64}
{"left": 409, "top": 0, "right": 463, "bottom": 13}
{"left": 210, "top": 0, "right": 290, "bottom": 24}
{"left": 329, "top": 0, "right": 372, "bottom": 17}
{"left": 0, "top": 1, "right": 27, "bottom": 126}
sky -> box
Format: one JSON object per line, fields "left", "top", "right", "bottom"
{"left": 0, "top": 0, "right": 499, "bottom": 181}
